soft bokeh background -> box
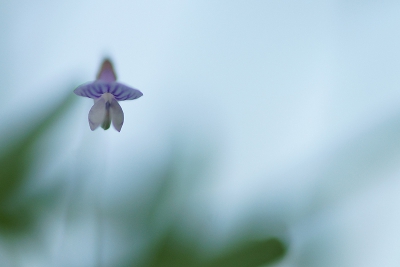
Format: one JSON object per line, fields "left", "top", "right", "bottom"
{"left": 1, "top": 1, "right": 400, "bottom": 266}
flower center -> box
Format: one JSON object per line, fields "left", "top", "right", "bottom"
{"left": 101, "top": 93, "right": 114, "bottom": 110}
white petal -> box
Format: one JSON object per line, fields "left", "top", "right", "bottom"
{"left": 88, "top": 98, "right": 106, "bottom": 131}
{"left": 110, "top": 98, "right": 124, "bottom": 132}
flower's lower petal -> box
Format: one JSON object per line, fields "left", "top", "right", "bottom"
{"left": 88, "top": 98, "right": 106, "bottom": 131}
{"left": 74, "top": 82, "right": 108, "bottom": 99}
{"left": 109, "top": 82, "right": 143, "bottom": 101}
{"left": 110, "top": 98, "right": 124, "bottom": 132}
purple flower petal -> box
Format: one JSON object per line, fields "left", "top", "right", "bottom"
{"left": 109, "top": 82, "right": 143, "bottom": 101}
{"left": 97, "top": 59, "right": 117, "bottom": 82}
{"left": 110, "top": 98, "right": 124, "bottom": 132}
{"left": 74, "top": 81, "right": 142, "bottom": 101}
{"left": 88, "top": 98, "right": 107, "bottom": 131}
{"left": 74, "top": 81, "right": 108, "bottom": 99}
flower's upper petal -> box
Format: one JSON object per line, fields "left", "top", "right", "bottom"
{"left": 109, "top": 82, "right": 143, "bottom": 101}
{"left": 97, "top": 59, "right": 117, "bottom": 82}
{"left": 110, "top": 98, "right": 124, "bottom": 132}
{"left": 74, "top": 81, "right": 108, "bottom": 99}
{"left": 88, "top": 98, "right": 107, "bottom": 131}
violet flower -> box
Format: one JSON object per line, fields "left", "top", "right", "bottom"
{"left": 74, "top": 59, "right": 143, "bottom": 132}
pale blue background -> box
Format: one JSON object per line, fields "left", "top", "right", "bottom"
{"left": 1, "top": 1, "right": 400, "bottom": 266}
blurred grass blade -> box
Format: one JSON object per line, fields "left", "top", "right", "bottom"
{"left": 144, "top": 236, "right": 286, "bottom": 267}
{"left": 0, "top": 92, "right": 75, "bottom": 234}
{"left": 145, "top": 228, "right": 200, "bottom": 267}
{"left": 205, "top": 238, "right": 286, "bottom": 267}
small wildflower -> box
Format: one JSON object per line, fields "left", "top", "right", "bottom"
{"left": 74, "top": 59, "right": 143, "bottom": 132}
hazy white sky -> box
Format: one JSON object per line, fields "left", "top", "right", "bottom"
{"left": 2, "top": 1, "right": 400, "bottom": 266}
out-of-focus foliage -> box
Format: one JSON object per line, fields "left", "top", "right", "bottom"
{"left": 0, "top": 90, "right": 287, "bottom": 267}
{"left": 0, "top": 92, "right": 75, "bottom": 237}
{"left": 111, "top": 149, "right": 286, "bottom": 267}
{"left": 139, "top": 232, "right": 284, "bottom": 267}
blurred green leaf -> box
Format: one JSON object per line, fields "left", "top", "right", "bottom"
{"left": 140, "top": 234, "right": 286, "bottom": 267}
{"left": 112, "top": 143, "right": 287, "bottom": 267}
{"left": 0, "top": 92, "right": 75, "bottom": 235}
{"left": 145, "top": 228, "right": 200, "bottom": 267}
{"left": 204, "top": 238, "right": 286, "bottom": 267}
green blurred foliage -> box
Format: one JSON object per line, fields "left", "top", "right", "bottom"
{"left": 0, "top": 91, "right": 287, "bottom": 267}
{"left": 141, "top": 233, "right": 285, "bottom": 267}
{"left": 112, "top": 148, "right": 287, "bottom": 267}
{"left": 0, "top": 93, "right": 74, "bottom": 236}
